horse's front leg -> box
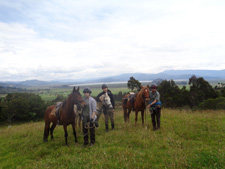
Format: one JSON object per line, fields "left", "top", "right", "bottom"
{"left": 63, "top": 125, "right": 68, "bottom": 146}
{"left": 72, "top": 122, "right": 78, "bottom": 143}
{"left": 43, "top": 122, "right": 50, "bottom": 142}
{"left": 50, "top": 123, "right": 57, "bottom": 140}
{"left": 135, "top": 110, "right": 138, "bottom": 126}
{"left": 141, "top": 110, "right": 144, "bottom": 127}
{"left": 127, "top": 109, "right": 132, "bottom": 123}
{"left": 123, "top": 107, "right": 127, "bottom": 122}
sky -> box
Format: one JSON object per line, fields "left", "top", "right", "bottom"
{"left": 0, "top": 0, "right": 225, "bottom": 81}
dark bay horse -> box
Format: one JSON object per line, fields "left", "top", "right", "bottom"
{"left": 43, "top": 87, "right": 85, "bottom": 145}
{"left": 122, "top": 85, "right": 150, "bottom": 125}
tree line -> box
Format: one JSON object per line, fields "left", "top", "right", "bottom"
{"left": 125, "top": 75, "right": 225, "bottom": 110}
{"left": 1, "top": 75, "right": 225, "bottom": 123}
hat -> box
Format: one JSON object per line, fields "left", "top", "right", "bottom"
{"left": 150, "top": 83, "right": 157, "bottom": 89}
{"left": 101, "top": 84, "right": 108, "bottom": 89}
{"left": 83, "top": 87, "right": 92, "bottom": 93}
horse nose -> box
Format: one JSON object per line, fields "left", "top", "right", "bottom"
{"left": 109, "top": 105, "right": 113, "bottom": 109}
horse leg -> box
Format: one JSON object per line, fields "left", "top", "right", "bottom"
{"left": 135, "top": 111, "right": 138, "bottom": 126}
{"left": 141, "top": 110, "right": 144, "bottom": 127}
{"left": 123, "top": 107, "right": 127, "bottom": 122}
{"left": 63, "top": 125, "right": 68, "bottom": 146}
{"left": 50, "top": 123, "right": 57, "bottom": 140}
{"left": 72, "top": 122, "right": 78, "bottom": 143}
{"left": 43, "top": 122, "right": 50, "bottom": 142}
{"left": 79, "top": 115, "right": 82, "bottom": 132}
{"left": 127, "top": 109, "right": 132, "bottom": 123}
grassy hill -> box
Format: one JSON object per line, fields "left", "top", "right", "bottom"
{"left": 0, "top": 108, "right": 225, "bottom": 168}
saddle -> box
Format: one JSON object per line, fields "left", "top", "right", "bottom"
{"left": 123, "top": 93, "right": 137, "bottom": 106}
{"left": 50, "top": 102, "right": 63, "bottom": 124}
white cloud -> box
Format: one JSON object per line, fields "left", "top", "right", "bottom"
{"left": 0, "top": 0, "right": 225, "bottom": 81}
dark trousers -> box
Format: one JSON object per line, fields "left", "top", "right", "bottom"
{"left": 103, "top": 107, "right": 115, "bottom": 130}
{"left": 83, "top": 120, "right": 95, "bottom": 145}
{"left": 151, "top": 107, "right": 161, "bottom": 130}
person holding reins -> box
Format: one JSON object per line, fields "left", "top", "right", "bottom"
{"left": 96, "top": 84, "right": 115, "bottom": 132}
{"left": 82, "top": 87, "right": 97, "bottom": 147}
{"left": 147, "top": 83, "right": 162, "bottom": 131}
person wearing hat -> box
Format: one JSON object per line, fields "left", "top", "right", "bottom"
{"left": 96, "top": 84, "right": 115, "bottom": 131}
{"left": 82, "top": 87, "right": 97, "bottom": 147}
{"left": 147, "top": 83, "right": 162, "bottom": 131}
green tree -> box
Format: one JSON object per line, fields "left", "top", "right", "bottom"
{"left": 0, "top": 93, "right": 46, "bottom": 123}
{"left": 199, "top": 97, "right": 225, "bottom": 110}
{"left": 189, "top": 75, "right": 218, "bottom": 108}
{"left": 127, "top": 77, "right": 141, "bottom": 91}
{"left": 52, "top": 94, "right": 66, "bottom": 103}
{"left": 158, "top": 80, "right": 189, "bottom": 107}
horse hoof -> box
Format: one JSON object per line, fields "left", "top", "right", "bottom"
{"left": 43, "top": 139, "right": 48, "bottom": 142}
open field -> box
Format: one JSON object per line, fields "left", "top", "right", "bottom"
{"left": 35, "top": 86, "right": 129, "bottom": 102}
{"left": 1, "top": 108, "right": 225, "bottom": 168}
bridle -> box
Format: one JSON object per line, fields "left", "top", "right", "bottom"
{"left": 102, "top": 95, "right": 112, "bottom": 108}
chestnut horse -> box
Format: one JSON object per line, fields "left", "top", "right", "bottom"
{"left": 122, "top": 85, "right": 150, "bottom": 125}
{"left": 43, "top": 87, "right": 85, "bottom": 145}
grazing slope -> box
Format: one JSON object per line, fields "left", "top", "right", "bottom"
{"left": 0, "top": 108, "right": 225, "bottom": 168}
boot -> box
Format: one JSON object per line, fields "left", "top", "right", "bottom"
{"left": 111, "top": 123, "right": 115, "bottom": 130}
{"left": 157, "top": 122, "right": 160, "bottom": 130}
{"left": 105, "top": 124, "right": 109, "bottom": 132}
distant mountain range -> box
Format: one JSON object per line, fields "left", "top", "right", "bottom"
{"left": 0, "top": 69, "right": 225, "bottom": 87}
{"left": 91, "top": 69, "right": 225, "bottom": 83}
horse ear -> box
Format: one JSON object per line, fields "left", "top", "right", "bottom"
{"left": 77, "top": 87, "right": 80, "bottom": 91}
{"left": 147, "top": 85, "right": 149, "bottom": 88}
{"left": 73, "top": 87, "right": 76, "bottom": 93}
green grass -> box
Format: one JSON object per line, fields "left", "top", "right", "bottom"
{"left": 37, "top": 87, "right": 129, "bottom": 102}
{"left": 1, "top": 108, "right": 225, "bottom": 168}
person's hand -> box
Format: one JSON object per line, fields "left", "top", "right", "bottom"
{"left": 112, "top": 109, "right": 115, "bottom": 112}
{"left": 92, "top": 114, "right": 95, "bottom": 119}
{"left": 147, "top": 104, "right": 151, "bottom": 108}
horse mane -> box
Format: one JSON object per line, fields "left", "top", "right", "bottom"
{"left": 136, "top": 86, "right": 145, "bottom": 99}
{"left": 63, "top": 89, "right": 81, "bottom": 119}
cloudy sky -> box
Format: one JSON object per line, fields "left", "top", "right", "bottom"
{"left": 0, "top": 0, "right": 225, "bottom": 81}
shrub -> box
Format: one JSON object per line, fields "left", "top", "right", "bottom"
{"left": 0, "top": 93, "right": 46, "bottom": 123}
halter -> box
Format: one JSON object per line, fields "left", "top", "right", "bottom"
{"left": 100, "top": 93, "right": 113, "bottom": 108}
{"left": 141, "top": 87, "right": 150, "bottom": 101}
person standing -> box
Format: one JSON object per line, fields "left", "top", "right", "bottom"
{"left": 82, "top": 87, "right": 97, "bottom": 147}
{"left": 96, "top": 84, "right": 115, "bottom": 131}
{"left": 147, "top": 84, "right": 161, "bottom": 131}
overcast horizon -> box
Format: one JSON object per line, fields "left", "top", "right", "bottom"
{"left": 1, "top": 0, "right": 225, "bottom": 81}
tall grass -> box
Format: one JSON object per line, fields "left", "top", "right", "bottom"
{"left": 0, "top": 108, "right": 225, "bottom": 168}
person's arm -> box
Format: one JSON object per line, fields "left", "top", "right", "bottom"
{"left": 95, "top": 92, "right": 103, "bottom": 102}
{"left": 91, "top": 99, "right": 97, "bottom": 119}
{"left": 147, "top": 99, "right": 157, "bottom": 108}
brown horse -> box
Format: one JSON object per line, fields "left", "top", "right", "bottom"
{"left": 43, "top": 87, "right": 85, "bottom": 145}
{"left": 122, "top": 85, "right": 150, "bottom": 125}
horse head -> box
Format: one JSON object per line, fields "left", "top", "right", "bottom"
{"left": 140, "top": 85, "right": 150, "bottom": 106}
{"left": 70, "top": 86, "right": 85, "bottom": 108}
{"left": 100, "top": 92, "right": 113, "bottom": 109}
